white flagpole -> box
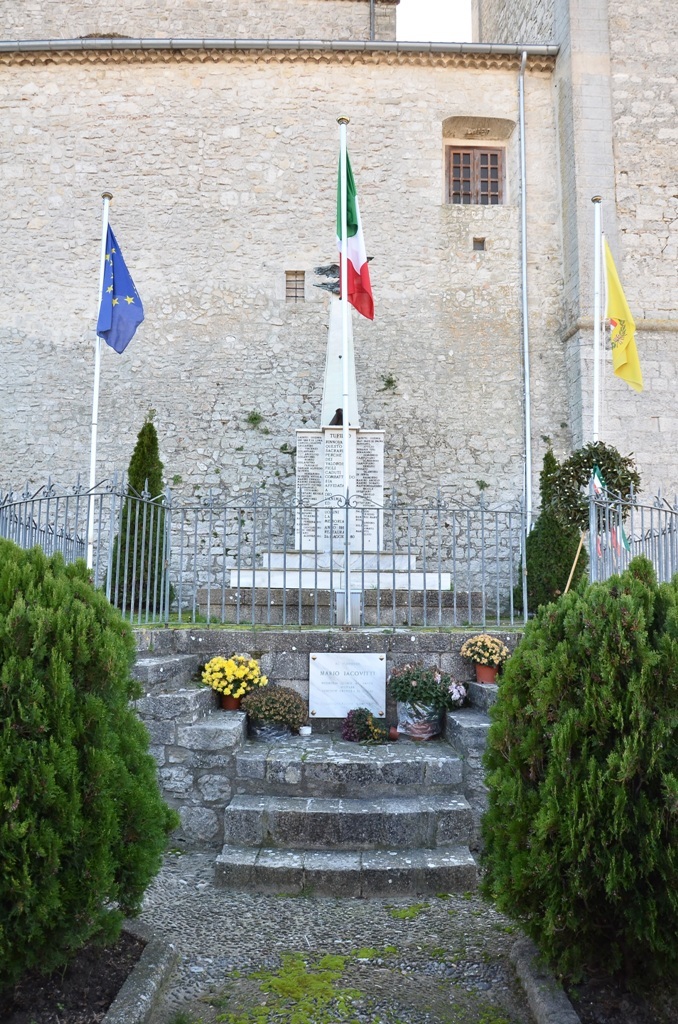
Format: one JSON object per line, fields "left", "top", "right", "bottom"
{"left": 592, "top": 195, "right": 602, "bottom": 442}
{"left": 87, "top": 190, "right": 112, "bottom": 569}
{"left": 600, "top": 222, "right": 608, "bottom": 441}
{"left": 338, "top": 116, "right": 352, "bottom": 625}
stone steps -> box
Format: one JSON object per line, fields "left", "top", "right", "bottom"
{"left": 132, "top": 653, "right": 200, "bottom": 694}
{"left": 215, "top": 844, "right": 478, "bottom": 897}
{"left": 233, "top": 569, "right": 452, "bottom": 590}
{"left": 234, "top": 734, "right": 463, "bottom": 797}
{"left": 129, "top": 634, "right": 501, "bottom": 891}
{"left": 223, "top": 792, "right": 474, "bottom": 850}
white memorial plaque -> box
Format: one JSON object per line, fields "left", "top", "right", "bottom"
{"left": 295, "top": 428, "right": 385, "bottom": 551}
{"left": 309, "top": 652, "right": 386, "bottom": 718}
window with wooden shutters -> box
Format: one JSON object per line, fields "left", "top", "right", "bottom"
{"left": 446, "top": 147, "right": 504, "bottom": 205}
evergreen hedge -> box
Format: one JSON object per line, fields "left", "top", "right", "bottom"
{"left": 482, "top": 557, "right": 678, "bottom": 984}
{"left": 0, "top": 539, "right": 177, "bottom": 993}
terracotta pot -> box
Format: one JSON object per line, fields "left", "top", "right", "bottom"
{"left": 475, "top": 663, "right": 498, "bottom": 685}
{"left": 221, "top": 694, "right": 242, "bottom": 710}
{"left": 389, "top": 726, "right": 399, "bottom": 741}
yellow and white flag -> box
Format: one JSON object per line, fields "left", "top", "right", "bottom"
{"left": 604, "top": 239, "right": 643, "bottom": 392}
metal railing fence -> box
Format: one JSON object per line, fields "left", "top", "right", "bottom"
{"left": 589, "top": 487, "right": 678, "bottom": 585}
{"left": 0, "top": 478, "right": 528, "bottom": 629}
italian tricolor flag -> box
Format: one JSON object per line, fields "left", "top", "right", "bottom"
{"left": 337, "top": 151, "right": 374, "bottom": 320}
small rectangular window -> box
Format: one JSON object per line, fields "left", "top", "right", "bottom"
{"left": 446, "top": 147, "right": 504, "bottom": 205}
{"left": 285, "top": 271, "right": 305, "bottom": 302}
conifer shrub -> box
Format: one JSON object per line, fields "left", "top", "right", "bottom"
{"left": 0, "top": 539, "right": 178, "bottom": 993}
{"left": 482, "top": 557, "right": 678, "bottom": 985}
{"left": 110, "top": 415, "right": 169, "bottom": 615}
{"left": 522, "top": 449, "right": 588, "bottom": 611}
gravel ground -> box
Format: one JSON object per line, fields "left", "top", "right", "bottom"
{"left": 140, "top": 852, "right": 533, "bottom": 1024}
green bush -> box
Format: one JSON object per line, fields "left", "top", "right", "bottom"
{"left": 110, "top": 416, "right": 169, "bottom": 615}
{"left": 517, "top": 448, "right": 588, "bottom": 613}
{"left": 481, "top": 557, "right": 678, "bottom": 984}
{"left": 0, "top": 539, "right": 178, "bottom": 993}
{"left": 241, "top": 685, "right": 308, "bottom": 730}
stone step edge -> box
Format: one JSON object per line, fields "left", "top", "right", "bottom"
{"left": 226, "top": 792, "right": 472, "bottom": 813}
{"left": 132, "top": 653, "right": 202, "bottom": 694}
{"left": 235, "top": 744, "right": 463, "bottom": 789}
{"left": 215, "top": 845, "right": 479, "bottom": 896}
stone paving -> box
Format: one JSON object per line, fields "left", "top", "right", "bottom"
{"left": 141, "top": 851, "right": 534, "bottom": 1024}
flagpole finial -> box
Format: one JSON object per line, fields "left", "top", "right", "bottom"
{"left": 591, "top": 195, "right": 602, "bottom": 204}
{"left": 337, "top": 116, "right": 350, "bottom": 125}
{"left": 101, "top": 191, "right": 113, "bottom": 201}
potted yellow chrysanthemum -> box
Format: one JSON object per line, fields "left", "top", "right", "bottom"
{"left": 201, "top": 654, "right": 268, "bottom": 709}
{"left": 459, "top": 634, "right": 510, "bottom": 684}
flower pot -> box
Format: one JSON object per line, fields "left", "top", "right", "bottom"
{"left": 298, "top": 725, "right": 312, "bottom": 737}
{"left": 475, "top": 664, "right": 498, "bottom": 685}
{"left": 221, "top": 694, "right": 242, "bottom": 710}
{"left": 388, "top": 726, "right": 399, "bottom": 741}
{"left": 396, "top": 701, "right": 442, "bottom": 740}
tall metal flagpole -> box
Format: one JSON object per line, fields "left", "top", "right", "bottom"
{"left": 87, "top": 191, "right": 112, "bottom": 569}
{"left": 338, "top": 116, "right": 352, "bottom": 625}
{"left": 592, "top": 195, "right": 602, "bottom": 442}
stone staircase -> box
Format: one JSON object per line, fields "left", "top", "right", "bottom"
{"left": 217, "top": 734, "right": 477, "bottom": 895}
{"left": 132, "top": 631, "right": 499, "bottom": 896}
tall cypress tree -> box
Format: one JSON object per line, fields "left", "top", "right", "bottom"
{"left": 110, "top": 416, "right": 168, "bottom": 616}
{"left": 521, "top": 447, "right": 588, "bottom": 612}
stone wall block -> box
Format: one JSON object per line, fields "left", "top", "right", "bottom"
{"left": 135, "top": 689, "right": 214, "bottom": 723}
{"left": 148, "top": 744, "right": 166, "bottom": 767}
{"left": 264, "top": 651, "right": 308, "bottom": 681}
{"left": 440, "top": 653, "right": 472, "bottom": 679}
{"left": 144, "top": 719, "right": 177, "bottom": 746}
{"left": 177, "top": 715, "right": 246, "bottom": 751}
{"left": 158, "top": 766, "right": 194, "bottom": 798}
{"left": 176, "top": 805, "right": 221, "bottom": 846}
{"left": 196, "top": 773, "right": 233, "bottom": 805}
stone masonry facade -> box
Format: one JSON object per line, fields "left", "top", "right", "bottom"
{"left": 474, "top": 0, "right": 678, "bottom": 497}
{"left": 0, "top": 31, "right": 563, "bottom": 507}
{"left": 1, "top": 0, "right": 676, "bottom": 507}
{"left": 3, "top": 0, "right": 398, "bottom": 44}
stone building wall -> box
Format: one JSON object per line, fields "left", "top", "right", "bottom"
{"left": 473, "top": 0, "right": 678, "bottom": 497}
{"left": 602, "top": 0, "right": 678, "bottom": 495}
{"left": 0, "top": 0, "right": 398, "bottom": 43}
{"left": 0, "top": 44, "right": 565, "bottom": 509}
{"left": 472, "top": 0, "right": 555, "bottom": 44}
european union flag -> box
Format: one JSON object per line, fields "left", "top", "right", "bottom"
{"left": 96, "top": 225, "right": 144, "bottom": 354}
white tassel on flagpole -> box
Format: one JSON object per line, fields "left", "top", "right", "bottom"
{"left": 87, "top": 191, "right": 112, "bottom": 570}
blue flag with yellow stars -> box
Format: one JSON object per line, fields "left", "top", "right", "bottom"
{"left": 96, "top": 225, "right": 144, "bottom": 354}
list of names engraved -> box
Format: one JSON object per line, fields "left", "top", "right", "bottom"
{"left": 295, "top": 427, "right": 385, "bottom": 551}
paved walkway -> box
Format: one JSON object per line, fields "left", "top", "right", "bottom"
{"left": 141, "top": 851, "right": 533, "bottom": 1024}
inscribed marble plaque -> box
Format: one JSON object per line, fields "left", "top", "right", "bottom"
{"left": 309, "top": 652, "right": 386, "bottom": 719}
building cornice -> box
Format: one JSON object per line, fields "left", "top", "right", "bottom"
{"left": 0, "top": 38, "right": 558, "bottom": 71}
{"left": 562, "top": 318, "right": 677, "bottom": 344}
